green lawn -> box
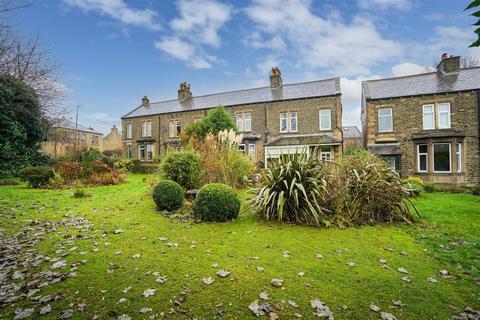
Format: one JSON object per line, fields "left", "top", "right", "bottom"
{"left": 0, "top": 174, "right": 479, "bottom": 319}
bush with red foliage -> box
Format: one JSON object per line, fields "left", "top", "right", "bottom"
{"left": 54, "top": 162, "right": 81, "bottom": 183}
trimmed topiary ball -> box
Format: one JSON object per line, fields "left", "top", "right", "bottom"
{"left": 152, "top": 180, "right": 184, "bottom": 211}
{"left": 192, "top": 183, "right": 241, "bottom": 222}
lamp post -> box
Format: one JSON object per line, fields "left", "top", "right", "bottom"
{"left": 75, "top": 105, "right": 81, "bottom": 152}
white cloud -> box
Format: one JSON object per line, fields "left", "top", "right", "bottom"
{"left": 63, "top": 0, "right": 161, "bottom": 30}
{"left": 155, "top": 37, "right": 213, "bottom": 69}
{"left": 156, "top": 0, "right": 231, "bottom": 69}
{"left": 245, "top": 0, "right": 402, "bottom": 76}
{"left": 171, "top": 0, "right": 231, "bottom": 47}
{"left": 343, "top": 106, "right": 362, "bottom": 128}
{"left": 357, "top": 0, "right": 411, "bottom": 10}
{"left": 391, "top": 62, "right": 426, "bottom": 76}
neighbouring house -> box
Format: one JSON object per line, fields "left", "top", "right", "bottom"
{"left": 121, "top": 67, "right": 343, "bottom": 166}
{"left": 43, "top": 119, "right": 103, "bottom": 158}
{"left": 103, "top": 125, "right": 123, "bottom": 156}
{"left": 362, "top": 54, "right": 480, "bottom": 185}
{"left": 342, "top": 126, "right": 362, "bottom": 150}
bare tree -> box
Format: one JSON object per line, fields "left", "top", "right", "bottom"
{"left": 0, "top": 0, "right": 35, "bottom": 13}
{"left": 426, "top": 56, "right": 480, "bottom": 72}
{"left": 0, "top": 1, "right": 66, "bottom": 122}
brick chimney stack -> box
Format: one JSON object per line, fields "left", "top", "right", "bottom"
{"left": 436, "top": 53, "right": 460, "bottom": 74}
{"left": 178, "top": 82, "right": 192, "bottom": 101}
{"left": 142, "top": 96, "right": 150, "bottom": 107}
{"left": 111, "top": 125, "right": 118, "bottom": 134}
{"left": 269, "top": 66, "right": 282, "bottom": 89}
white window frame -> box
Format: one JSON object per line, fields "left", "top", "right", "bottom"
{"left": 126, "top": 123, "right": 132, "bottom": 139}
{"left": 320, "top": 149, "right": 332, "bottom": 162}
{"left": 146, "top": 144, "right": 154, "bottom": 161}
{"left": 378, "top": 108, "right": 393, "bottom": 133}
{"left": 176, "top": 120, "right": 181, "bottom": 136}
{"left": 280, "top": 112, "right": 288, "bottom": 133}
{"left": 417, "top": 144, "right": 428, "bottom": 173}
{"left": 319, "top": 109, "right": 332, "bottom": 131}
{"left": 236, "top": 114, "right": 243, "bottom": 132}
{"left": 456, "top": 143, "right": 462, "bottom": 173}
{"left": 384, "top": 156, "right": 396, "bottom": 171}
{"left": 422, "top": 104, "right": 435, "bottom": 130}
{"left": 142, "top": 121, "right": 152, "bottom": 137}
{"left": 437, "top": 102, "right": 451, "bottom": 129}
{"left": 169, "top": 120, "right": 175, "bottom": 138}
{"left": 290, "top": 112, "right": 298, "bottom": 132}
{"left": 248, "top": 143, "right": 256, "bottom": 162}
{"left": 433, "top": 143, "right": 451, "bottom": 173}
{"left": 138, "top": 144, "right": 145, "bottom": 161}
{"left": 126, "top": 144, "right": 132, "bottom": 159}
{"left": 238, "top": 144, "right": 246, "bottom": 154}
{"left": 245, "top": 112, "right": 252, "bottom": 132}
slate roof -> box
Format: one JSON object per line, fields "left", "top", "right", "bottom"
{"left": 52, "top": 119, "right": 102, "bottom": 135}
{"left": 342, "top": 126, "right": 361, "bottom": 139}
{"left": 363, "top": 67, "right": 480, "bottom": 100}
{"left": 265, "top": 134, "right": 341, "bottom": 147}
{"left": 123, "top": 77, "right": 341, "bottom": 119}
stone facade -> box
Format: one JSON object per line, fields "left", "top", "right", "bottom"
{"left": 43, "top": 126, "right": 103, "bottom": 158}
{"left": 122, "top": 71, "right": 343, "bottom": 166}
{"left": 103, "top": 125, "right": 123, "bottom": 156}
{"left": 363, "top": 91, "right": 480, "bottom": 185}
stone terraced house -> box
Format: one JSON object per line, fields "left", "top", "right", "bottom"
{"left": 362, "top": 55, "right": 480, "bottom": 185}
{"left": 121, "top": 68, "right": 343, "bottom": 166}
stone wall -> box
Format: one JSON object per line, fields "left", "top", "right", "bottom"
{"left": 365, "top": 91, "right": 479, "bottom": 184}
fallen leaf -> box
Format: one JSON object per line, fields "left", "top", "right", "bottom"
{"left": 271, "top": 278, "right": 284, "bottom": 287}
{"left": 143, "top": 289, "right": 156, "bottom": 298}
{"left": 202, "top": 277, "right": 214, "bottom": 285}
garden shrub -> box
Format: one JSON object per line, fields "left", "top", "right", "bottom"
{"left": 0, "top": 179, "right": 19, "bottom": 186}
{"left": 248, "top": 153, "right": 329, "bottom": 226}
{"left": 54, "top": 162, "right": 81, "bottom": 183}
{"left": 152, "top": 180, "right": 184, "bottom": 211}
{"left": 114, "top": 159, "right": 136, "bottom": 172}
{"left": 402, "top": 176, "right": 425, "bottom": 194}
{"left": 424, "top": 183, "right": 436, "bottom": 193}
{"left": 45, "top": 172, "right": 65, "bottom": 189}
{"left": 132, "top": 163, "right": 158, "bottom": 174}
{"left": 328, "top": 153, "right": 416, "bottom": 227}
{"left": 162, "top": 150, "right": 203, "bottom": 189}
{"left": 18, "top": 166, "right": 54, "bottom": 188}
{"left": 249, "top": 152, "right": 417, "bottom": 228}
{"left": 192, "top": 183, "right": 241, "bottom": 222}
{"left": 190, "top": 130, "right": 255, "bottom": 188}
{"left": 73, "top": 188, "right": 88, "bottom": 198}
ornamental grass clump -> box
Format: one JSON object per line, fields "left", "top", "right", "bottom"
{"left": 248, "top": 152, "right": 330, "bottom": 227}
{"left": 249, "top": 151, "right": 417, "bottom": 228}
{"left": 328, "top": 153, "right": 417, "bottom": 227}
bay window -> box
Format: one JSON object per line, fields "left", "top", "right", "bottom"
{"left": 138, "top": 144, "right": 145, "bottom": 161}
{"left": 146, "top": 144, "right": 154, "bottom": 161}
{"left": 320, "top": 147, "right": 332, "bottom": 162}
{"left": 433, "top": 143, "right": 451, "bottom": 173}
{"left": 456, "top": 143, "right": 462, "bottom": 173}
{"left": 378, "top": 108, "right": 393, "bottom": 132}
{"left": 248, "top": 143, "right": 256, "bottom": 162}
{"left": 417, "top": 144, "right": 428, "bottom": 172}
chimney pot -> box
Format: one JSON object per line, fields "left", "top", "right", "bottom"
{"left": 142, "top": 96, "right": 150, "bottom": 106}
{"left": 178, "top": 82, "right": 192, "bottom": 101}
{"left": 269, "top": 66, "right": 282, "bottom": 89}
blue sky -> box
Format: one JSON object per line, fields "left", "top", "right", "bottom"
{"left": 9, "top": 0, "right": 480, "bottom": 133}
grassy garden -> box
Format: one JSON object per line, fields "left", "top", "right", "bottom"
{"left": 0, "top": 174, "right": 479, "bottom": 319}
